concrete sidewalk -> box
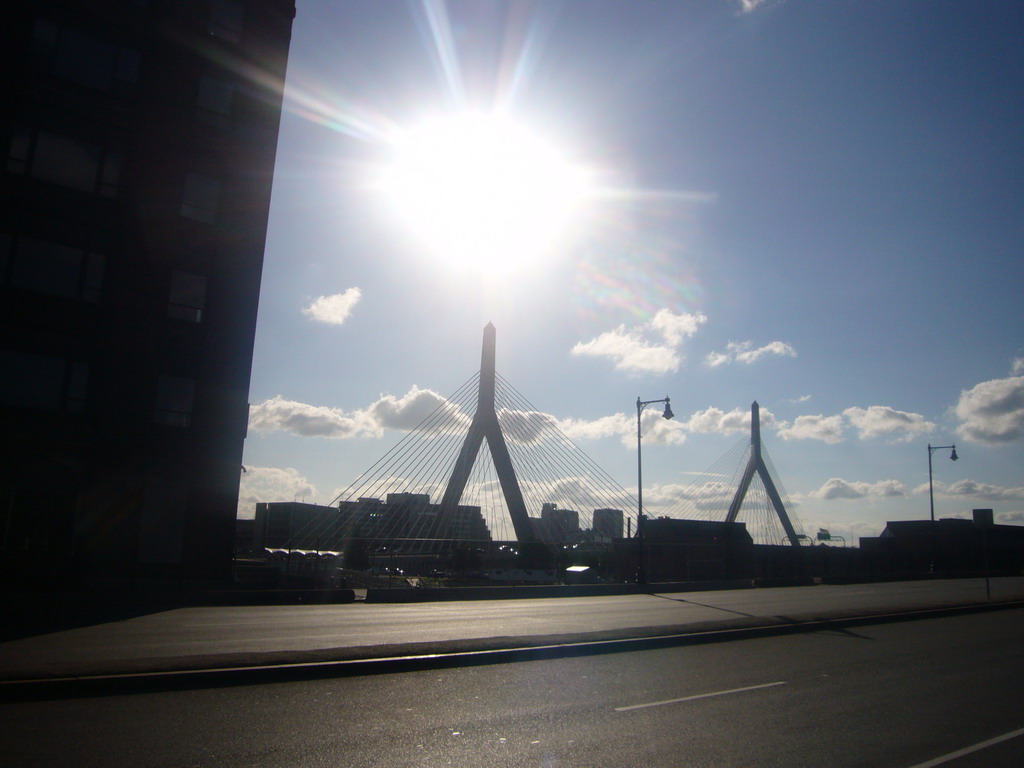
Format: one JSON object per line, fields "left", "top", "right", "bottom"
{"left": 2, "top": 577, "right": 1022, "bottom": 689}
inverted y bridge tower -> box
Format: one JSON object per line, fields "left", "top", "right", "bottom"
{"left": 438, "top": 323, "right": 536, "bottom": 542}
{"left": 725, "top": 401, "right": 801, "bottom": 546}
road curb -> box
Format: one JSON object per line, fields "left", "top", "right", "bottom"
{"left": 3, "top": 598, "right": 1022, "bottom": 701}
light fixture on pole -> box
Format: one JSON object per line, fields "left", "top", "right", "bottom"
{"left": 927, "top": 443, "right": 958, "bottom": 523}
{"left": 636, "top": 395, "right": 674, "bottom": 583}
{"left": 927, "top": 442, "right": 958, "bottom": 575}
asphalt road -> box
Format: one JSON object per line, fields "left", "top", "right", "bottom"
{"left": 3, "top": 607, "right": 1022, "bottom": 767}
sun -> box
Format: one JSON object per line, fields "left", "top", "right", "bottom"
{"left": 374, "top": 112, "right": 594, "bottom": 274}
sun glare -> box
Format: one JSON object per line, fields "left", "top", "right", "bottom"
{"left": 375, "top": 112, "right": 594, "bottom": 274}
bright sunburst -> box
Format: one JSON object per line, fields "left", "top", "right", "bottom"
{"left": 374, "top": 112, "right": 594, "bottom": 274}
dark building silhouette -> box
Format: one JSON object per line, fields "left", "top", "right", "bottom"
{"left": 614, "top": 518, "right": 755, "bottom": 583}
{"left": 859, "top": 510, "right": 1024, "bottom": 575}
{"left": 252, "top": 501, "right": 346, "bottom": 551}
{"left": 249, "top": 496, "right": 492, "bottom": 555}
{"left": 592, "top": 508, "right": 624, "bottom": 540}
{"left": 538, "top": 503, "right": 580, "bottom": 543}
{"left": 2, "top": 0, "right": 296, "bottom": 589}
{"left": 355, "top": 493, "right": 491, "bottom": 547}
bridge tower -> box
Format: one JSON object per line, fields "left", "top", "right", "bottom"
{"left": 725, "top": 401, "right": 801, "bottom": 546}
{"left": 437, "top": 323, "right": 536, "bottom": 542}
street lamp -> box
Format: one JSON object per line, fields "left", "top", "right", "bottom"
{"left": 927, "top": 443, "right": 958, "bottom": 523}
{"left": 927, "top": 442, "right": 958, "bottom": 575}
{"left": 636, "top": 396, "right": 674, "bottom": 583}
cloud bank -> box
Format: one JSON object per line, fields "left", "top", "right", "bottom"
{"left": 249, "top": 395, "right": 379, "bottom": 438}
{"left": 775, "top": 405, "right": 934, "bottom": 444}
{"left": 571, "top": 309, "right": 707, "bottom": 374}
{"left": 843, "top": 406, "right": 934, "bottom": 442}
{"left": 249, "top": 386, "right": 463, "bottom": 440}
{"left": 932, "top": 479, "right": 1024, "bottom": 503}
{"left": 777, "top": 414, "right": 844, "bottom": 444}
{"left": 682, "top": 405, "right": 778, "bottom": 435}
{"left": 812, "top": 478, "right": 906, "bottom": 500}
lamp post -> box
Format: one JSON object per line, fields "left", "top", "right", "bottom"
{"left": 636, "top": 396, "right": 674, "bottom": 583}
{"left": 927, "top": 442, "right": 958, "bottom": 574}
{"left": 927, "top": 443, "right": 958, "bottom": 523}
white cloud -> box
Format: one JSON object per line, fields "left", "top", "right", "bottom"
{"left": 248, "top": 386, "right": 463, "bottom": 440}
{"left": 560, "top": 409, "right": 686, "bottom": 446}
{"left": 1012, "top": 358, "right": 1024, "bottom": 375}
{"left": 777, "top": 414, "right": 844, "bottom": 444}
{"left": 645, "top": 480, "right": 735, "bottom": 511}
{"left": 812, "top": 478, "right": 906, "bottom": 501}
{"left": 843, "top": 406, "right": 934, "bottom": 442}
{"left": 683, "top": 405, "right": 778, "bottom": 436}
{"left": 249, "top": 395, "right": 378, "bottom": 438}
{"left": 558, "top": 413, "right": 633, "bottom": 442}
{"left": 302, "top": 287, "right": 362, "bottom": 325}
{"left": 738, "top": 0, "right": 772, "bottom": 13}
{"left": 752, "top": 404, "right": 934, "bottom": 445}
{"left": 557, "top": 403, "right": 780, "bottom": 444}
{"left": 570, "top": 309, "right": 707, "bottom": 374}
{"left": 499, "top": 408, "right": 561, "bottom": 446}
{"left": 639, "top": 410, "right": 689, "bottom": 446}
{"left": 705, "top": 340, "right": 796, "bottom": 368}
{"left": 238, "top": 466, "right": 316, "bottom": 517}
{"left": 650, "top": 309, "right": 706, "bottom": 345}
{"left": 369, "top": 386, "right": 468, "bottom": 433}
{"left": 955, "top": 375, "right": 1024, "bottom": 444}
{"left": 938, "top": 479, "right": 1024, "bottom": 503}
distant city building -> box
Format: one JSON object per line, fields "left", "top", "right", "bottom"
{"left": 337, "top": 494, "right": 491, "bottom": 549}
{"left": 253, "top": 502, "right": 350, "bottom": 551}
{"left": 2, "top": 0, "right": 296, "bottom": 588}
{"left": 539, "top": 503, "right": 579, "bottom": 543}
{"left": 592, "top": 508, "right": 624, "bottom": 540}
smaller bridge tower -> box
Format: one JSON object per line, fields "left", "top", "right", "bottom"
{"left": 725, "top": 401, "right": 801, "bottom": 546}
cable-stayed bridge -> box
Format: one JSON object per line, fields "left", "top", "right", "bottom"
{"left": 286, "top": 324, "right": 803, "bottom": 556}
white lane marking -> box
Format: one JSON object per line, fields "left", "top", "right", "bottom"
{"left": 905, "top": 725, "right": 1024, "bottom": 768}
{"left": 614, "top": 681, "right": 787, "bottom": 712}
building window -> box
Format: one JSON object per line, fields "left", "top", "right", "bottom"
{"left": 99, "top": 152, "right": 123, "bottom": 198}
{"left": 154, "top": 375, "right": 195, "bottom": 427}
{"left": 181, "top": 173, "right": 221, "bottom": 223}
{"left": 5, "top": 236, "right": 105, "bottom": 302}
{"left": 0, "top": 351, "right": 87, "bottom": 413}
{"left": 137, "top": 476, "right": 188, "bottom": 564}
{"left": 12, "top": 238, "right": 81, "bottom": 297}
{"left": 31, "top": 18, "right": 140, "bottom": 96}
{"left": 9, "top": 126, "right": 122, "bottom": 198}
{"left": 32, "top": 131, "right": 100, "bottom": 192}
{"left": 208, "top": 0, "right": 244, "bottom": 42}
{"left": 167, "top": 271, "right": 207, "bottom": 322}
{"left": 197, "top": 75, "right": 234, "bottom": 116}
{"left": 82, "top": 251, "right": 105, "bottom": 302}
{"left": 66, "top": 362, "right": 89, "bottom": 413}
{"left": 8, "top": 125, "right": 31, "bottom": 174}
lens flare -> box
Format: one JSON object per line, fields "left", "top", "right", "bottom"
{"left": 374, "top": 112, "right": 595, "bottom": 274}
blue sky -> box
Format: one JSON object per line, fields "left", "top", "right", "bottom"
{"left": 239, "top": 0, "right": 1024, "bottom": 544}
